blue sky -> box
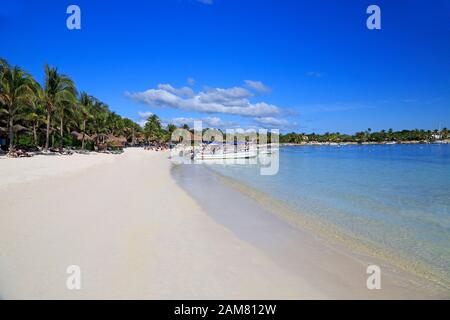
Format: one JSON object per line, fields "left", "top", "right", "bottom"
{"left": 1, "top": 0, "right": 449, "bottom": 133}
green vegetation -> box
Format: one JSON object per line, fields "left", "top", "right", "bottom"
{"left": 0, "top": 58, "right": 176, "bottom": 153}
{"left": 280, "top": 128, "right": 449, "bottom": 144}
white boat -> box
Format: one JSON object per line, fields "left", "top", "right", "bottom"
{"left": 194, "top": 150, "right": 257, "bottom": 160}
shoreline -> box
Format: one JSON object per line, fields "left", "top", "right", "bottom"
{"left": 280, "top": 140, "right": 450, "bottom": 146}
{"left": 1, "top": 148, "right": 448, "bottom": 299}
{"left": 205, "top": 167, "right": 450, "bottom": 291}
{"left": 171, "top": 162, "right": 449, "bottom": 298}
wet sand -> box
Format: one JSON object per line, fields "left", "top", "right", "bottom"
{"left": 172, "top": 163, "right": 449, "bottom": 299}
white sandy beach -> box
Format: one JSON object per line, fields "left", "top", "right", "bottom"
{"left": 0, "top": 148, "right": 447, "bottom": 299}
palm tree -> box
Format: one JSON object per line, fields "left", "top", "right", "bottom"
{"left": 26, "top": 81, "right": 46, "bottom": 146}
{"left": 167, "top": 124, "right": 177, "bottom": 134}
{"left": 107, "top": 112, "right": 124, "bottom": 137}
{"left": 144, "top": 114, "right": 164, "bottom": 142}
{"left": 123, "top": 118, "right": 140, "bottom": 146}
{"left": 91, "top": 101, "right": 108, "bottom": 128}
{"left": 56, "top": 98, "right": 76, "bottom": 148}
{"left": 0, "top": 59, "right": 7, "bottom": 142}
{"left": 78, "top": 92, "right": 94, "bottom": 150}
{"left": 42, "top": 64, "right": 76, "bottom": 151}
{"left": 0, "top": 61, "right": 34, "bottom": 151}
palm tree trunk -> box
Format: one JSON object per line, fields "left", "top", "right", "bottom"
{"left": 60, "top": 114, "right": 64, "bottom": 149}
{"left": 8, "top": 116, "right": 14, "bottom": 151}
{"left": 45, "top": 113, "right": 51, "bottom": 151}
{"left": 32, "top": 122, "right": 38, "bottom": 146}
{"left": 81, "top": 119, "right": 86, "bottom": 150}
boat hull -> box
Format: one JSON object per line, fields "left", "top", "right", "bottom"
{"left": 194, "top": 150, "right": 257, "bottom": 160}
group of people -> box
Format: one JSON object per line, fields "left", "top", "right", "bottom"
{"left": 143, "top": 143, "right": 169, "bottom": 151}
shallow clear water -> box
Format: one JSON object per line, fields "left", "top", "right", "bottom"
{"left": 207, "top": 144, "right": 450, "bottom": 281}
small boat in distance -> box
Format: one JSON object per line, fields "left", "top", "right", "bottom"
{"left": 194, "top": 149, "right": 257, "bottom": 160}
{"left": 193, "top": 141, "right": 260, "bottom": 161}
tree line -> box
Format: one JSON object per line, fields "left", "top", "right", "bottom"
{"left": 280, "top": 128, "right": 449, "bottom": 144}
{"left": 0, "top": 58, "right": 177, "bottom": 153}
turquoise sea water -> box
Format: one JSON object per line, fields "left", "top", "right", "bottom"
{"left": 207, "top": 144, "right": 450, "bottom": 283}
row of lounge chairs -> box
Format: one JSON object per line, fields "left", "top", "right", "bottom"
{"left": 1, "top": 146, "right": 126, "bottom": 158}
{"left": 3, "top": 147, "right": 74, "bottom": 158}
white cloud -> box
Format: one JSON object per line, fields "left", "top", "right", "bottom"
{"left": 157, "top": 83, "right": 194, "bottom": 97}
{"left": 137, "top": 111, "right": 154, "bottom": 127}
{"left": 198, "top": 87, "right": 252, "bottom": 103}
{"left": 244, "top": 80, "right": 271, "bottom": 93}
{"left": 127, "top": 84, "right": 281, "bottom": 117}
{"left": 137, "top": 120, "right": 147, "bottom": 127}
{"left": 254, "top": 117, "right": 289, "bottom": 127}
{"left": 168, "top": 116, "right": 236, "bottom": 128}
{"left": 138, "top": 111, "right": 153, "bottom": 119}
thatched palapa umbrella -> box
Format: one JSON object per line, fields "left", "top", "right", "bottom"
{"left": 71, "top": 131, "right": 92, "bottom": 142}
{"left": 106, "top": 135, "right": 127, "bottom": 148}
{"left": 71, "top": 131, "right": 93, "bottom": 150}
